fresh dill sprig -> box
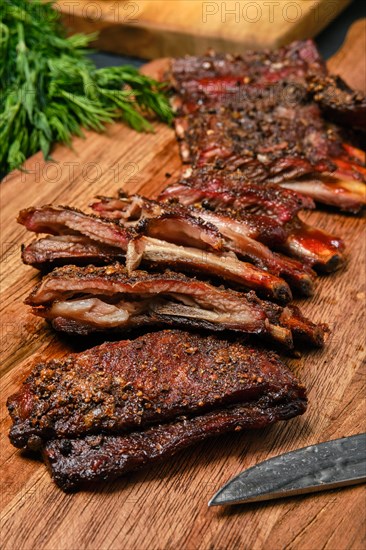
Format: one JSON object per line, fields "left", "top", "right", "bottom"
{"left": 0, "top": 0, "right": 173, "bottom": 174}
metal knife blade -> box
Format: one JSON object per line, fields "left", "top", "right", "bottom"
{"left": 209, "top": 433, "right": 366, "bottom": 506}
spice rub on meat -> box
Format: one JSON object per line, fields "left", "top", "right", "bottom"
{"left": 44, "top": 396, "right": 306, "bottom": 492}
{"left": 7, "top": 330, "right": 307, "bottom": 490}
{"left": 169, "top": 41, "right": 366, "bottom": 212}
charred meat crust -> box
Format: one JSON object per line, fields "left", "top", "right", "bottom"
{"left": 7, "top": 329, "right": 306, "bottom": 449}
{"left": 170, "top": 40, "right": 325, "bottom": 83}
{"left": 308, "top": 74, "right": 366, "bottom": 131}
{"left": 169, "top": 40, "right": 325, "bottom": 113}
{"left": 174, "top": 105, "right": 336, "bottom": 182}
{"left": 169, "top": 41, "right": 365, "bottom": 212}
{"left": 43, "top": 396, "right": 307, "bottom": 491}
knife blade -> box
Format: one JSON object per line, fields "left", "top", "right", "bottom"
{"left": 209, "top": 433, "right": 366, "bottom": 506}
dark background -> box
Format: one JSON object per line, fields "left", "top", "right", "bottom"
{"left": 89, "top": 0, "right": 365, "bottom": 69}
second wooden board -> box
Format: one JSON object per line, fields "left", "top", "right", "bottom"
{"left": 59, "top": 0, "right": 351, "bottom": 58}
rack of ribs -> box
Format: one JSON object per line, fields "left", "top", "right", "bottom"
{"left": 7, "top": 330, "right": 307, "bottom": 491}
{"left": 8, "top": 40, "right": 363, "bottom": 494}
{"left": 169, "top": 41, "right": 366, "bottom": 212}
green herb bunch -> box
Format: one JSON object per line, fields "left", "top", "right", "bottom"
{"left": 0, "top": 0, "right": 173, "bottom": 173}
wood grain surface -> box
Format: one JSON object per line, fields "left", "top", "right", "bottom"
{"left": 0, "top": 20, "right": 365, "bottom": 550}
{"left": 58, "top": 0, "right": 351, "bottom": 58}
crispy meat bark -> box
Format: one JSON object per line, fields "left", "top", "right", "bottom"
{"left": 7, "top": 330, "right": 307, "bottom": 490}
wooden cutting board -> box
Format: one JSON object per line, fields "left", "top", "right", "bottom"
{"left": 58, "top": 0, "right": 351, "bottom": 58}
{"left": 0, "top": 20, "right": 365, "bottom": 550}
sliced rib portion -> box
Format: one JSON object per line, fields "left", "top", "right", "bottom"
{"left": 91, "top": 194, "right": 316, "bottom": 296}
{"left": 7, "top": 329, "right": 307, "bottom": 491}
{"left": 136, "top": 237, "right": 291, "bottom": 303}
{"left": 43, "top": 396, "right": 306, "bottom": 492}
{"left": 159, "top": 174, "right": 345, "bottom": 272}
{"left": 18, "top": 204, "right": 223, "bottom": 252}
{"left": 159, "top": 168, "right": 315, "bottom": 222}
{"left": 22, "top": 236, "right": 126, "bottom": 270}
{"left": 281, "top": 177, "right": 366, "bottom": 214}
{"left": 24, "top": 265, "right": 326, "bottom": 346}
{"left": 283, "top": 219, "right": 345, "bottom": 273}
{"left": 18, "top": 205, "right": 134, "bottom": 247}
{"left": 19, "top": 205, "right": 292, "bottom": 302}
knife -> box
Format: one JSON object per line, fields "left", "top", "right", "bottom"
{"left": 209, "top": 433, "right": 366, "bottom": 506}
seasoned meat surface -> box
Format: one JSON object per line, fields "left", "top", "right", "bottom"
{"left": 8, "top": 330, "right": 307, "bottom": 451}
{"left": 44, "top": 397, "right": 307, "bottom": 491}
{"left": 174, "top": 103, "right": 336, "bottom": 180}
{"left": 169, "top": 40, "right": 366, "bottom": 212}
{"left": 170, "top": 40, "right": 325, "bottom": 114}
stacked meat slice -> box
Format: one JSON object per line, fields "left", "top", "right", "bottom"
{"left": 19, "top": 205, "right": 294, "bottom": 302}
{"left": 8, "top": 40, "right": 365, "bottom": 491}
{"left": 7, "top": 330, "right": 307, "bottom": 491}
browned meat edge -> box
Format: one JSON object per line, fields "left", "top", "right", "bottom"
{"left": 8, "top": 330, "right": 306, "bottom": 450}
{"left": 43, "top": 396, "right": 307, "bottom": 492}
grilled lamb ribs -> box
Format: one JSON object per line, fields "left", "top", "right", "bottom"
{"left": 7, "top": 330, "right": 307, "bottom": 490}
{"left": 11, "top": 39, "right": 362, "bottom": 494}
{"left": 174, "top": 102, "right": 334, "bottom": 179}
{"left": 19, "top": 205, "right": 292, "bottom": 302}
{"left": 24, "top": 264, "right": 326, "bottom": 348}
{"left": 160, "top": 167, "right": 316, "bottom": 221}
{"left": 173, "top": 106, "right": 365, "bottom": 212}
{"left": 44, "top": 397, "right": 304, "bottom": 492}
{"left": 171, "top": 41, "right": 366, "bottom": 132}
{"left": 21, "top": 235, "right": 126, "bottom": 270}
